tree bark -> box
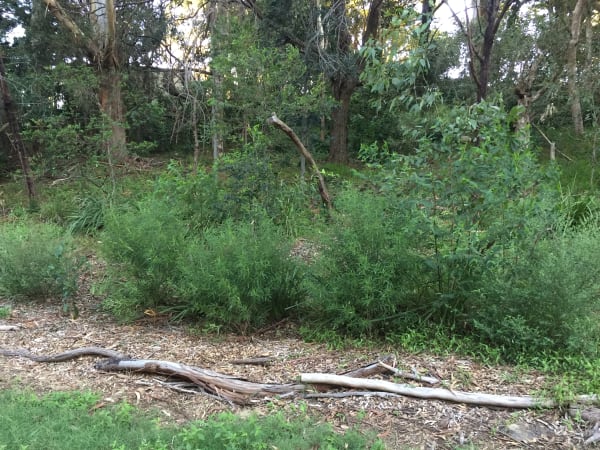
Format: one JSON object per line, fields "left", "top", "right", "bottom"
{"left": 567, "top": 0, "right": 587, "bottom": 135}
{"left": 328, "top": 77, "right": 356, "bottom": 163}
{"left": 99, "top": 68, "right": 127, "bottom": 160}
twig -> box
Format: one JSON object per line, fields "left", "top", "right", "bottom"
{"left": 378, "top": 361, "right": 440, "bottom": 385}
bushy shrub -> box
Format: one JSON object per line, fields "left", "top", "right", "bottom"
{"left": 473, "top": 220, "right": 600, "bottom": 357}
{"left": 0, "top": 220, "right": 80, "bottom": 304}
{"left": 100, "top": 197, "right": 305, "bottom": 329}
{"left": 100, "top": 199, "right": 187, "bottom": 319}
{"left": 174, "top": 216, "right": 305, "bottom": 332}
{"left": 153, "top": 157, "right": 315, "bottom": 235}
{"left": 304, "top": 189, "right": 424, "bottom": 337}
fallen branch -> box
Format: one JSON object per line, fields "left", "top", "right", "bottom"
{"left": 230, "top": 356, "right": 275, "bottom": 366}
{"left": 305, "top": 391, "right": 401, "bottom": 399}
{"left": 95, "top": 358, "right": 305, "bottom": 405}
{"left": 267, "top": 113, "right": 332, "bottom": 210}
{"left": 0, "top": 325, "right": 20, "bottom": 331}
{"left": 0, "top": 347, "right": 127, "bottom": 362}
{"left": 340, "top": 355, "right": 395, "bottom": 378}
{"left": 300, "top": 373, "right": 599, "bottom": 409}
{"left": 377, "top": 361, "right": 440, "bottom": 385}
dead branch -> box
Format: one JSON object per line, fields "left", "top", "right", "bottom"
{"left": 305, "top": 391, "right": 401, "bottom": 399}
{"left": 340, "top": 355, "right": 394, "bottom": 378}
{"left": 95, "top": 358, "right": 305, "bottom": 405}
{"left": 267, "top": 113, "right": 333, "bottom": 210}
{"left": 377, "top": 361, "right": 440, "bottom": 385}
{"left": 229, "top": 356, "right": 275, "bottom": 366}
{"left": 0, "top": 325, "right": 20, "bottom": 331}
{"left": 0, "top": 347, "right": 127, "bottom": 362}
{"left": 300, "top": 373, "right": 599, "bottom": 409}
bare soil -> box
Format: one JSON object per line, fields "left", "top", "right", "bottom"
{"left": 0, "top": 261, "right": 593, "bottom": 449}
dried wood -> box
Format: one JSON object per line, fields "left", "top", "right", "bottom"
{"left": 0, "top": 346, "right": 127, "bottom": 362}
{"left": 301, "top": 373, "right": 599, "bottom": 409}
{"left": 229, "top": 356, "right": 275, "bottom": 366}
{"left": 377, "top": 361, "right": 440, "bottom": 385}
{"left": 0, "top": 325, "right": 20, "bottom": 331}
{"left": 305, "top": 391, "right": 401, "bottom": 399}
{"left": 340, "top": 355, "right": 394, "bottom": 378}
{"left": 95, "top": 358, "right": 305, "bottom": 405}
{"left": 267, "top": 113, "right": 333, "bottom": 210}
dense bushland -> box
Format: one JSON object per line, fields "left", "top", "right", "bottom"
{"left": 3, "top": 102, "right": 599, "bottom": 362}
{"left": 99, "top": 153, "right": 310, "bottom": 329}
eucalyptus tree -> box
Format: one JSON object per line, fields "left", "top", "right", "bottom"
{"left": 446, "top": 0, "right": 526, "bottom": 102}
{"left": 37, "top": 0, "right": 169, "bottom": 159}
{"left": 242, "top": 0, "right": 404, "bottom": 163}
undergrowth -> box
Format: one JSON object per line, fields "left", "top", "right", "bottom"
{"left": 0, "top": 390, "right": 383, "bottom": 450}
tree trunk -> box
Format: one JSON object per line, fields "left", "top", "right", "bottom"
{"left": 328, "top": 76, "right": 356, "bottom": 163}
{"left": 0, "top": 52, "right": 35, "bottom": 201}
{"left": 42, "top": 0, "right": 128, "bottom": 159}
{"left": 99, "top": 68, "right": 127, "bottom": 160}
{"left": 567, "top": 0, "right": 587, "bottom": 135}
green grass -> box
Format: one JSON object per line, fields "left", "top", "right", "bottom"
{"left": 0, "top": 305, "right": 11, "bottom": 319}
{"left": 0, "top": 390, "right": 384, "bottom": 450}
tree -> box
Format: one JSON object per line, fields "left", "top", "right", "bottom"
{"left": 447, "top": 0, "right": 522, "bottom": 101}
{"left": 244, "top": 0, "right": 390, "bottom": 163}
{"left": 0, "top": 50, "right": 35, "bottom": 201}
{"left": 566, "top": 0, "right": 587, "bottom": 134}
{"left": 39, "top": 0, "right": 167, "bottom": 160}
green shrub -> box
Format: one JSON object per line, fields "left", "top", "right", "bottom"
{"left": 101, "top": 198, "right": 305, "bottom": 330}
{"left": 473, "top": 220, "right": 600, "bottom": 358}
{"left": 174, "top": 216, "right": 305, "bottom": 332}
{"left": 304, "top": 189, "right": 424, "bottom": 337}
{"left": 100, "top": 199, "right": 187, "bottom": 319}
{"left": 0, "top": 220, "right": 80, "bottom": 304}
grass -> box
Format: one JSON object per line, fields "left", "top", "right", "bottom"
{"left": 0, "top": 390, "right": 384, "bottom": 450}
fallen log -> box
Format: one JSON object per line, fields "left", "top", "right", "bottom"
{"left": 300, "top": 373, "right": 599, "bottom": 409}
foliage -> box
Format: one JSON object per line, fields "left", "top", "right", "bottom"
{"left": 474, "top": 219, "right": 600, "bottom": 357}
{"left": 23, "top": 113, "right": 112, "bottom": 177}
{"left": 0, "top": 305, "right": 11, "bottom": 319}
{"left": 100, "top": 183, "right": 306, "bottom": 330}
{"left": 100, "top": 198, "right": 187, "bottom": 320}
{"left": 177, "top": 410, "right": 383, "bottom": 450}
{"left": 0, "top": 220, "right": 80, "bottom": 308}
{"left": 173, "top": 216, "right": 305, "bottom": 332}
{"left": 0, "top": 390, "right": 382, "bottom": 450}
{"left": 304, "top": 188, "right": 424, "bottom": 337}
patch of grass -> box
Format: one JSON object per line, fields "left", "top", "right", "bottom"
{"left": 0, "top": 305, "right": 11, "bottom": 319}
{"left": 0, "top": 390, "right": 384, "bottom": 450}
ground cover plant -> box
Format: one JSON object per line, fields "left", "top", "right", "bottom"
{"left": 0, "top": 390, "right": 383, "bottom": 450}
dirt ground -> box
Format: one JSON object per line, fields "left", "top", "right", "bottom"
{"left": 0, "top": 264, "right": 595, "bottom": 449}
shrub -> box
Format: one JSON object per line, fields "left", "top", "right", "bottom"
{"left": 473, "top": 219, "right": 600, "bottom": 358}
{"left": 0, "top": 220, "right": 80, "bottom": 305}
{"left": 100, "top": 199, "right": 187, "bottom": 320}
{"left": 304, "top": 189, "right": 424, "bottom": 337}
{"left": 100, "top": 198, "right": 305, "bottom": 329}
{"left": 174, "top": 216, "right": 305, "bottom": 332}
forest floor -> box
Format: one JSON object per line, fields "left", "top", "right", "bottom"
{"left": 0, "top": 258, "right": 594, "bottom": 449}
